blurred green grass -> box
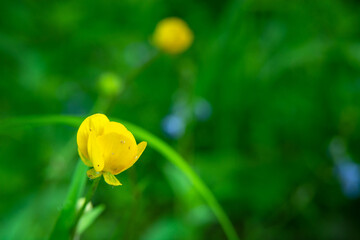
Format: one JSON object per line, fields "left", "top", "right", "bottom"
{"left": 1, "top": 0, "right": 360, "bottom": 239}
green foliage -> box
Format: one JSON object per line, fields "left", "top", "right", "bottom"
{"left": 49, "top": 161, "right": 87, "bottom": 240}
{"left": 0, "top": 115, "right": 238, "bottom": 240}
{"left": 1, "top": 0, "right": 360, "bottom": 239}
{"left": 77, "top": 204, "right": 106, "bottom": 235}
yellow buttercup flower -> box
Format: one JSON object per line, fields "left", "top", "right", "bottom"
{"left": 153, "top": 17, "right": 193, "bottom": 54}
{"left": 77, "top": 114, "right": 147, "bottom": 186}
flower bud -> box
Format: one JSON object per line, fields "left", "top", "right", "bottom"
{"left": 98, "top": 72, "right": 123, "bottom": 97}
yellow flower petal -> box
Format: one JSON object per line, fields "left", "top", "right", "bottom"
{"left": 88, "top": 132, "right": 104, "bottom": 172}
{"left": 87, "top": 168, "right": 102, "bottom": 179}
{"left": 77, "top": 113, "right": 109, "bottom": 160}
{"left": 103, "top": 121, "right": 136, "bottom": 145}
{"left": 88, "top": 114, "right": 109, "bottom": 135}
{"left": 103, "top": 172, "right": 122, "bottom": 186}
{"left": 97, "top": 132, "right": 137, "bottom": 175}
{"left": 78, "top": 148, "right": 93, "bottom": 167}
{"left": 114, "top": 141, "right": 147, "bottom": 175}
{"left": 136, "top": 141, "right": 147, "bottom": 160}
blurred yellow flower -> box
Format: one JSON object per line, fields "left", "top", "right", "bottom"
{"left": 77, "top": 114, "right": 147, "bottom": 186}
{"left": 153, "top": 17, "right": 193, "bottom": 54}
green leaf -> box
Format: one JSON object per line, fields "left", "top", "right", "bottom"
{"left": 48, "top": 160, "right": 87, "bottom": 240}
{"left": 76, "top": 204, "right": 106, "bottom": 235}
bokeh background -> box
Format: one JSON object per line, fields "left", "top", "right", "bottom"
{"left": 1, "top": 0, "right": 360, "bottom": 239}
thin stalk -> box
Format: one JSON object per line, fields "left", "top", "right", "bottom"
{"left": 124, "top": 51, "right": 160, "bottom": 85}
{"left": 90, "top": 96, "right": 113, "bottom": 114}
{"left": 71, "top": 177, "right": 101, "bottom": 239}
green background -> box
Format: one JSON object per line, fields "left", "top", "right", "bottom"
{"left": 1, "top": 0, "right": 360, "bottom": 239}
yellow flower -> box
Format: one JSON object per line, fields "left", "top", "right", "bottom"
{"left": 153, "top": 17, "right": 193, "bottom": 54}
{"left": 77, "top": 114, "right": 147, "bottom": 186}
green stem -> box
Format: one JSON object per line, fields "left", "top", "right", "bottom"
{"left": 90, "top": 96, "right": 113, "bottom": 114}
{"left": 124, "top": 51, "right": 160, "bottom": 85}
{"left": 71, "top": 177, "right": 101, "bottom": 239}
{"left": 48, "top": 161, "right": 88, "bottom": 240}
